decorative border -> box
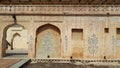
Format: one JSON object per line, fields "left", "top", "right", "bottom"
{"left": 0, "top": 5, "right": 119, "bottom": 15}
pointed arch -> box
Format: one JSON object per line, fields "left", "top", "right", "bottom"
{"left": 11, "top": 33, "right": 21, "bottom": 50}
{"left": 36, "top": 24, "right": 61, "bottom": 35}
{"left": 36, "top": 24, "right": 61, "bottom": 58}
{"left": 12, "top": 33, "right": 21, "bottom": 37}
{"left": 2, "top": 23, "right": 25, "bottom": 57}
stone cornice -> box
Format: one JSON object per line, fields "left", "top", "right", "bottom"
{"left": 0, "top": 5, "right": 120, "bottom": 15}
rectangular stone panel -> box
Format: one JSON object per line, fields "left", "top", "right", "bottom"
{"left": 51, "top": 0, "right": 59, "bottom": 2}
{"left": 115, "top": 0, "right": 120, "bottom": 5}
{"left": 91, "top": 0, "right": 101, "bottom": 5}
{"left": 20, "top": 0, "right": 29, "bottom": 1}
{"left": 41, "top": 0, "right": 49, "bottom": 2}
{"left": 117, "top": 28, "right": 120, "bottom": 40}
{"left": 62, "top": 0, "right": 70, "bottom": 1}
{"left": 72, "top": 29, "right": 83, "bottom": 40}
{"left": 80, "top": 0, "right": 88, "bottom": 4}
{"left": 31, "top": 0, "right": 39, "bottom": 1}
{"left": 71, "top": 0, "right": 79, "bottom": 2}
{"left": 31, "top": 0, "right": 40, "bottom": 2}
{"left": 10, "top": 0, "right": 19, "bottom": 3}
{"left": 104, "top": 28, "right": 109, "bottom": 33}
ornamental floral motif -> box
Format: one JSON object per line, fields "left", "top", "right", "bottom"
{"left": 30, "top": 35, "right": 33, "bottom": 51}
{"left": 42, "top": 32, "right": 55, "bottom": 54}
{"left": 88, "top": 34, "right": 98, "bottom": 56}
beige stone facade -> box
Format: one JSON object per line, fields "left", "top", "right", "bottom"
{"left": 0, "top": 5, "right": 120, "bottom": 60}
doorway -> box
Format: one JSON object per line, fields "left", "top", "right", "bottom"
{"left": 3, "top": 24, "right": 28, "bottom": 59}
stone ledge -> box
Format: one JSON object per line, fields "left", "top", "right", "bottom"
{"left": 10, "top": 59, "right": 30, "bottom": 68}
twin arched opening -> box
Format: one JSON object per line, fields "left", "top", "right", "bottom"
{"left": 2, "top": 23, "right": 28, "bottom": 58}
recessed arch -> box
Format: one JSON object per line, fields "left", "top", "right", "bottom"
{"left": 12, "top": 33, "right": 21, "bottom": 37}
{"left": 36, "top": 24, "right": 61, "bottom": 58}
{"left": 11, "top": 32, "right": 21, "bottom": 50}
{"left": 36, "top": 23, "right": 61, "bottom": 35}
{"left": 2, "top": 23, "right": 28, "bottom": 58}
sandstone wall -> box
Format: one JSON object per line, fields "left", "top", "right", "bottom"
{"left": 0, "top": 15, "right": 120, "bottom": 59}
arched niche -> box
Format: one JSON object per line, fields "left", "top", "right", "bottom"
{"left": 36, "top": 24, "right": 61, "bottom": 59}
{"left": 2, "top": 23, "right": 28, "bottom": 57}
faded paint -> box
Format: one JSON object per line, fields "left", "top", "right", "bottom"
{"left": 36, "top": 24, "right": 61, "bottom": 59}
{"left": 0, "top": 5, "right": 120, "bottom": 59}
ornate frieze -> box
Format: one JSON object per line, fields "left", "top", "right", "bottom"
{"left": 0, "top": 5, "right": 119, "bottom": 15}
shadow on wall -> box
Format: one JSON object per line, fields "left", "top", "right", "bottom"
{"left": 2, "top": 15, "right": 26, "bottom": 57}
